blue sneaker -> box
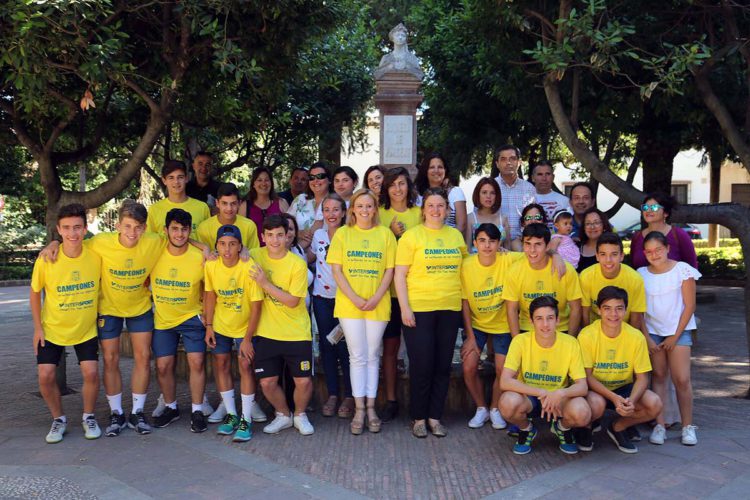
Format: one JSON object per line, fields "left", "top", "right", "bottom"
{"left": 232, "top": 418, "right": 252, "bottom": 442}
{"left": 507, "top": 424, "right": 520, "bottom": 437}
{"left": 512, "top": 425, "right": 537, "bottom": 455}
{"left": 551, "top": 420, "right": 578, "bottom": 455}
{"left": 217, "top": 414, "right": 240, "bottom": 435}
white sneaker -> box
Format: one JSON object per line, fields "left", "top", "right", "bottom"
{"left": 293, "top": 413, "right": 314, "bottom": 436}
{"left": 468, "top": 407, "right": 490, "bottom": 428}
{"left": 649, "top": 424, "right": 666, "bottom": 445}
{"left": 681, "top": 424, "right": 698, "bottom": 446}
{"left": 152, "top": 394, "right": 166, "bottom": 418}
{"left": 45, "top": 418, "right": 67, "bottom": 444}
{"left": 490, "top": 408, "right": 507, "bottom": 430}
{"left": 82, "top": 416, "right": 102, "bottom": 440}
{"left": 208, "top": 401, "right": 227, "bottom": 424}
{"left": 263, "top": 413, "right": 293, "bottom": 434}
{"left": 201, "top": 395, "right": 215, "bottom": 417}
{"left": 251, "top": 403, "right": 267, "bottom": 423}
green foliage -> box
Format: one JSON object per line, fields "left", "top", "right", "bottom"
{"left": 696, "top": 247, "right": 745, "bottom": 279}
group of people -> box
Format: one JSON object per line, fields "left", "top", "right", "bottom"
{"left": 31, "top": 146, "right": 701, "bottom": 457}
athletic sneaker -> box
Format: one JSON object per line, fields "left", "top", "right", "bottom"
{"left": 232, "top": 418, "right": 252, "bottom": 442}
{"left": 208, "top": 402, "right": 227, "bottom": 424}
{"left": 507, "top": 424, "right": 520, "bottom": 437}
{"left": 45, "top": 418, "right": 67, "bottom": 444}
{"left": 128, "top": 411, "right": 152, "bottom": 435}
{"left": 217, "top": 414, "right": 240, "bottom": 435}
{"left": 293, "top": 413, "right": 314, "bottom": 436}
{"left": 551, "top": 420, "right": 578, "bottom": 454}
{"left": 512, "top": 425, "right": 537, "bottom": 455}
{"left": 152, "top": 393, "right": 166, "bottom": 418}
{"left": 251, "top": 404, "right": 267, "bottom": 423}
{"left": 592, "top": 418, "right": 602, "bottom": 433}
{"left": 490, "top": 408, "right": 507, "bottom": 430}
{"left": 607, "top": 423, "right": 638, "bottom": 453}
{"left": 263, "top": 413, "right": 294, "bottom": 434}
{"left": 82, "top": 416, "right": 101, "bottom": 440}
{"left": 190, "top": 411, "right": 208, "bottom": 433}
{"left": 105, "top": 412, "right": 127, "bottom": 437}
{"left": 649, "top": 424, "right": 666, "bottom": 445}
{"left": 626, "top": 426, "right": 642, "bottom": 442}
{"left": 468, "top": 407, "right": 490, "bottom": 428}
{"left": 573, "top": 427, "right": 593, "bottom": 452}
{"left": 681, "top": 424, "right": 698, "bottom": 446}
{"left": 153, "top": 406, "right": 180, "bottom": 428}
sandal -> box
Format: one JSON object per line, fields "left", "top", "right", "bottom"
{"left": 321, "top": 396, "right": 338, "bottom": 417}
{"left": 367, "top": 411, "right": 382, "bottom": 433}
{"left": 350, "top": 408, "right": 366, "bottom": 435}
{"left": 338, "top": 397, "right": 355, "bottom": 419}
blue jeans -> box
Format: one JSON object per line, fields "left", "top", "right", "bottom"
{"left": 313, "top": 296, "right": 352, "bottom": 397}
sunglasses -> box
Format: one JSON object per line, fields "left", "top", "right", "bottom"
{"left": 641, "top": 203, "right": 664, "bottom": 212}
{"left": 523, "top": 214, "right": 543, "bottom": 221}
{"left": 309, "top": 173, "right": 328, "bottom": 181}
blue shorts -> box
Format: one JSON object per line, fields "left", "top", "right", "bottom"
{"left": 98, "top": 309, "right": 154, "bottom": 340}
{"left": 650, "top": 330, "right": 693, "bottom": 347}
{"left": 526, "top": 395, "right": 542, "bottom": 418}
{"left": 469, "top": 329, "right": 512, "bottom": 356}
{"left": 605, "top": 383, "right": 634, "bottom": 410}
{"left": 152, "top": 315, "right": 206, "bottom": 358}
{"left": 213, "top": 332, "right": 244, "bottom": 355}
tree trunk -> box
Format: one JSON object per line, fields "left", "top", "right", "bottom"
{"left": 639, "top": 104, "right": 680, "bottom": 195}
{"left": 319, "top": 120, "right": 343, "bottom": 166}
{"left": 708, "top": 146, "right": 722, "bottom": 247}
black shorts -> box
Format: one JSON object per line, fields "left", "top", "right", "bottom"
{"left": 253, "top": 337, "right": 313, "bottom": 379}
{"left": 37, "top": 337, "right": 99, "bottom": 365}
{"left": 605, "top": 383, "right": 634, "bottom": 410}
{"left": 383, "top": 298, "right": 402, "bottom": 340}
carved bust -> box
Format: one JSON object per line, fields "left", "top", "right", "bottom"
{"left": 375, "top": 23, "right": 424, "bottom": 80}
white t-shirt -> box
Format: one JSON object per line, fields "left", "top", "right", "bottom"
{"left": 638, "top": 261, "right": 701, "bottom": 336}
{"left": 536, "top": 191, "right": 571, "bottom": 229}
{"left": 415, "top": 186, "right": 466, "bottom": 228}
{"left": 311, "top": 228, "right": 336, "bottom": 298}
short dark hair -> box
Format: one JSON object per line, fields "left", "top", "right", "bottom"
{"left": 363, "top": 165, "right": 385, "bottom": 191}
{"left": 195, "top": 151, "right": 212, "bottom": 159}
{"left": 472, "top": 177, "right": 502, "bottom": 213}
{"left": 57, "top": 203, "right": 87, "bottom": 225}
{"left": 530, "top": 295, "right": 559, "bottom": 318}
{"left": 333, "top": 166, "right": 359, "bottom": 186}
{"left": 290, "top": 166, "right": 309, "bottom": 177}
{"left": 569, "top": 181, "right": 594, "bottom": 200}
{"left": 597, "top": 286, "right": 629, "bottom": 309}
{"left": 264, "top": 214, "right": 289, "bottom": 233}
{"left": 118, "top": 199, "right": 148, "bottom": 224}
{"left": 642, "top": 191, "right": 676, "bottom": 218}
{"left": 643, "top": 230, "right": 669, "bottom": 248}
{"left": 165, "top": 208, "right": 192, "bottom": 230}
{"left": 521, "top": 203, "right": 548, "bottom": 227}
{"left": 305, "top": 162, "right": 332, "bottom": 198}
{"left": 531, "top": 160, "right": 554, "bottom": 175}
{"left": 522, "top": 221, "right": 551, "bottom": 244}
{"left": 380, "top": 167, "right": 417, "bottom": 209}
{"left": 596, "top": 231, "right": 624, "bottom": 252}
{"left": 216, "top": 182, "right": 240, "bottom": 200}
{"left": 162, "top": 160, "right": 188, "bottom": 178}
{"left": 474, "top": 222, "right": 501, "bottom": 241}
{"left": 494, "top": 144, "right": 521, "bottom": 162}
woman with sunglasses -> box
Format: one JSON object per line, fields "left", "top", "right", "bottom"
{"left": 629, "top": 193, "right": 698, "bottom": 270}
{"left": 511, "top": 203, "right": 547, "bottom": 250}
{"left": 577, "top": 208, "right": 613, "bottom": 272}
{"left": 241, "top": 167, "right": 289, "bottom": 245}
{"left": 288, "top": 163, "right": 332, "bottom": 250}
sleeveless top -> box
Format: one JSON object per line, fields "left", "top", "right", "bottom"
{"left": 247, "top": 198, "right": 282, "bottom": 246}
{"left": 467, "top": 209, "right": 506, "bottom": 253}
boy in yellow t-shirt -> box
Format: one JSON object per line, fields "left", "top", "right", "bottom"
{"left": 30, "top": 204, "right": 102, "bottom": 443}
{"left": 204, "top": 224, "right": 264, "bottom": 442}
{"left": 577, "top": 286, "right": 662, "bottom": 454}
{"left": 499, "top": 296, "right": 591, "bottom": 455}
{"left": 241, "top": 215, "right": 314, "bottom": 436}
{"left": 147, "top": 160, "right": 210, "bottom": 235}
{"left": 196, "top": 182, "right": 259, "bottom": 250}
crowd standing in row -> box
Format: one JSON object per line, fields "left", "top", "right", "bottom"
{"left": 31, "top": 146, "right": 700, "bottom": 455}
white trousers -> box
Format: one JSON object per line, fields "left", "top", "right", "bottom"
{"left": 339, "top": 318, "right": 388, "bottom": 398}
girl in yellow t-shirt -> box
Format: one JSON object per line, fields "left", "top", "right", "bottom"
{"left": 395, "top": 187, "right": 467, "bottom": 438}
{"left": 328, "top": 189, "right": 396, "bottom": 435}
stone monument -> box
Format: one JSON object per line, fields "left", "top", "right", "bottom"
{"left": 374, "top": 24, "right": 424, "bottom": 176}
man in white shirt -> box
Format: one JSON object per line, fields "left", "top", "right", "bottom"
{"left": 493, "top": 145, "right": 536, "bottom": 241}
{"left": 532, "top": 161, "right": 571, "bottom": 230}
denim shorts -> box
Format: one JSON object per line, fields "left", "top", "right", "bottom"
{"left": 469, "top": 328, "right": 512, "bottom": 356}
{"left": 650, "top": 330, "right": 693, "bottom": 347}
{"left": 152, "top": 315, "right": 206, "bottom": 358}
{"left": 98, "top": 309, "right": 154, "bottom": 340}
{"left": 526, "top": 395, "right": 542, "bottom": 418}
{"left": 213, "top": 332, "right": 244, "bottom": 354}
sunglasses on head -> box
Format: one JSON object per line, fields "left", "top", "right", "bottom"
{"left": 309, "top": 173, "right": 328, "bottom": 181}
{"left": 641, "top": 203, "right": 663, "bottom": 212}
{"left": 523, "top": 214, "right": 543, "bottom": 221}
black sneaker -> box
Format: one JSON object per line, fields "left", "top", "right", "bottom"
{"left": 626, "top": 426, "right": 642, "bottom": 442}
{"left": 153, "top": 406, "right": 180, "bottom": 428}
{"left": 105, "top": 412, "right": 126, "bottom": 437}
{"left": 573, "top": 427, "right": 594, "bottom": 452}
{"left": 191, "top": 411, "right": 208, "bottom": 433}
{"left": 128, "top": 410, "right": 152, "bottom": 435}
{"left": 381, "top": 400, "right": 399, "bottom": 423}
{"left": 592, "top": 418, "right": 602, "bottom": 433}
{"left": 607, "top": 422, "right": 638, "bottom": 453}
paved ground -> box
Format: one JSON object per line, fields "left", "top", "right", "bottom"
{"left": 0, "top": 285, "right": 748, "bottom": 499}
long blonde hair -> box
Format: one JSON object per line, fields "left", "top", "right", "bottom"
{"left": 346, "top": 189, "right": 380, "bottom": 227}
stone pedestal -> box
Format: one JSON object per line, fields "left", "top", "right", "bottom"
{"left": 374, "top": 73, "right": 423, "bottom": 178}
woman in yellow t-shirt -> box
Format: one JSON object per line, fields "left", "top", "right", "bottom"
{"left": 329, "top": 189, "right": 396, "bottom": 435}
{"left": 395, "top": 187, "right": 467, "bottom": 438}
{"left": 377, "top": 167, "right": 421, "bottom": 423}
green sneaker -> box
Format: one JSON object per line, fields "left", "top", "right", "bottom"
{"left": 217, "top": 414, "right": 240, "bottom": 435}
{"left": 232, "top": 418, "right": 252, "bottom": 442}
{"left": 551, "top": 420, "right": 578, "bottom": 455}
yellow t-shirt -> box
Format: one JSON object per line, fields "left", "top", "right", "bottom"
{"left": 501, "top": 259, "right": 582, "bottom": 331}
{"left": 147, "top": 197, "right": 210, "bottom": 236}
{"left": 504, "top": 331, "right": 586, "bottom": 391}
{"left": 196, "top": 215, "right": 260, "bottom": 251}
{"left": 88, "top": 232, "right": 165, "bottom": 317}
{"left": 578, "top": 320, "right": 652, "bottom": 390}
{"left": 379, "top": 206, "right": 422, "bottom": 236}
{"left": 461, "top": 252, "right": 525, "bottom": 334}
{"left": 250, "top": 247, "right": 311, "bottom": 341}
{"left": 31, "top": 247, "right": 101, "bottom": 346}
{"left": 150, "top": 246, "right": 205, "bottom": 330}
{"left": 395, "top": 224, "right": 467, "bottom": 312}
{"left": 204, "top": 258, "right": 263, "bottom": 338}
{"left": 579, "top": 264, "right": 646, "bottom": 324}
{"left": 327, "top": 225, "right": 396, "bottom": 321}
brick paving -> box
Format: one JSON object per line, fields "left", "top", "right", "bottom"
{"left": 0, "top": 285, "right": 748, "bottom": 499}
